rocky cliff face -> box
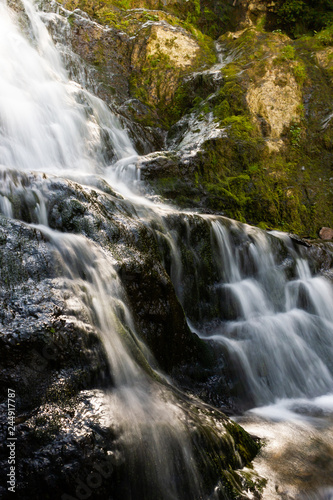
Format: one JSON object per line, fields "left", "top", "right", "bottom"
{"left": 51, "top": 0, "right": 333, "bottom": 237}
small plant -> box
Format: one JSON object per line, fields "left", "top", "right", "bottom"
{"left": 296, "top": 103, "right": 305, "bottom": 116}
{"left": 290, "top": 122, "right": 302, "bottom": 146}
{"left": 143, "top": 12, "right": 159, "bottom": 22}
{"left": 222, "top": 115, "right": 254, "bottom": 139}
{"left": 293, "top": 61, "right": 307, "bottom": 85}
{"left": 256, "top": 15, "right": 266, "bottom": 32}
{"left": 274, "top": 0, "right": 333, "bottom": 38}
{"left": 316, "top": 25, "right": 333, "bottom": 46}
{"left": 193, "top": 0, "right": 200, "bottom": 15}
{"left": 257, "top": 221, "right": 268, "bottom": 230}
{"left": 281, "top": 44, "right": 296, "bottom": 60}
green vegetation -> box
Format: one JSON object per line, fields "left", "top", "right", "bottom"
{"left": 60, "top": 0, "right": 217, "bottom": 128}
{"left": 272, "top": 0, "right": 333, "bottom": 38}
{"left": 149, "top": 26, "right": 333, "bottom": 236}
{"left": 60, "top": 0, "right": 233, "bottom": 38}
{"left": 280, "top": 44, "right": 296, "bottom": 60}
{"left": 59, "top": 0, "right": 333, "bottom": 236}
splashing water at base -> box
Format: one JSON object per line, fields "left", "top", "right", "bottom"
{"left": 236, "top": 393, "right": 333, "bottom": 500}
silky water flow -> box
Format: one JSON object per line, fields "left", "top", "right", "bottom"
{"left": 1, "top": 1, "right": 333, "bottom": 499}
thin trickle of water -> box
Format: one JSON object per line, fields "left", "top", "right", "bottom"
{"left": 211, "top": 220, "right": 241, "bottom": 283}
{"left": 0, "top": 194, "right": 13, "bottom": 218}
{"left": 218, "top": 279, "right": 272, "bottom": 320}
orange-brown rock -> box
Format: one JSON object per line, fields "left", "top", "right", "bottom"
{"left": 319, "top": 227, "right": 333, "bottom": 240}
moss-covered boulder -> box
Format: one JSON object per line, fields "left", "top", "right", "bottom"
{"left": 46, "top": 0, "right": 333, "bottom": 234}
{"left": 138, "top": 25, "right": 333, "bottom": 237}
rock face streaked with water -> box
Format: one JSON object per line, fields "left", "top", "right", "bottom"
{"left": 0, "top": 2, "right": 264, "bottom": 499}
{"left": 0, "top": 1, "right": 333, "bottom": 500}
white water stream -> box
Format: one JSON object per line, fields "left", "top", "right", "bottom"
{"left": 0, "top": 0, "right": 333, "bottom": 498}
{"left": 206, "top": 222, "right": 333, "bottom": 405}
{"left": 0, "top": 3, "right": 202, "bottom": 499}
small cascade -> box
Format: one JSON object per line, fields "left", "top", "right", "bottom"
{"left": 0, "top": 194, "right": 13, "bottom": 218}
{"left": 0, "top": 168, "right": 49, "bottom": 225}
{"left": 210, "top": 219, "right": 242, "bottom": 283}
{"left": 153, "top": 215, "right": 333, "bottom": 406}
{"left": 34, "top": 226, "right": 203, "bottom": 500}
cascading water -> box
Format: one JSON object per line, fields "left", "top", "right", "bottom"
{"left": 34, "top": 226, "right": 203, "bottom": 500}
{"left": 205, "top": 221, "right": 333, "bottom": 405}
{"left": 150, "top": 214, "right": 333, "bottom": 497}
{"left": 0, "top": 2, "right": 207, "bottom": 499}
{"left": 157, "top": 215, "right": 333, "bottom": 405}
{"left": 1, "top": 0, "right": 333, "bottom": 499}
{"left": 0, "top": 0, "right": 135, "bottom": 176}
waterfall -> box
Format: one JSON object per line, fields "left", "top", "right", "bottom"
{"left": 1, "top": 0, "right": 333, "bottom": 498}
{"left": 0, "top": 0, "right": 135, "bottom": 177}
{"left": 33, "top": 226, "right": 202, "bottom": 499}
{"left": 206, "top": 222, "right": 333, "bottom": 405}
{"left": 0, "top": 2, "right": 205, "bottom": 499}
{"left": 154, "top": 215, "right": 333, "bottom": 407}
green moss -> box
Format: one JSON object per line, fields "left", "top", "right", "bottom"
{"left": 272, "top": 0, "right": 333, "bottom": 38}
{"left": 127, "top": 20, "right": 215, "bottom": 127}
{"left": 223, "top": 115, "right": 254, "bottom": 136}
{"left": 60, "top": 0, "right": 333, "bottom": 236}
{"left": 282, "top": 44, "right": 296, "bottom": 59}
{"left": 112, "top": 0, "right": 131, "bottom": 8}
{"left": 213, "top": 81, "right": 246, "bottom": 118}
{"left": 61, "top": 0, "right": 233, "bottom": 38}
{"left": 293, "top": 60, "right": 307, "bottom": 85}
{"left": 67, "top": 12, "right": 75, "bottom": 25}
{"left": 271, "top": 42, "right": 308, "bottom": 86}
{"left": 315, "top": 24, "right": 333, "bottom": 46}
{"left": 258, "top": 221, "right": 269, "bottom": 230}
{"left": 159, "top": 28, "right": 333, "bottom": 236}
{"left": 226, "top": 421, "right": 260, "bottom": 464}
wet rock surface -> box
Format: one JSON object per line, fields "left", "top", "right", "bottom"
{"left": 0, "top": 173, "right": 263, "bottom": 499}
{"left": 0, "top": 172, "right": 206, "bottom": 373}
{"left": 0, "top": 389, "right": 122, "bottom": 500}
{"left": 0, "top": 386, "right": 263, "bottom": 500}
{"left": 3, "top": 2, "right": 333, "bottom": 499}
{"left": 0, "top": 216, "right": 109, "bottom": 406}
